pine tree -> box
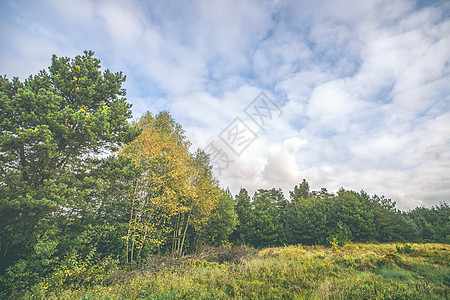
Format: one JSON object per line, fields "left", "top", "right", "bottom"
{"left": 0, "top": 51, "right": 139, "bottom": 273}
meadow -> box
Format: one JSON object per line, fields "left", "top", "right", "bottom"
{"left": 35, "top": 243, "right": 448, "bottom": 300}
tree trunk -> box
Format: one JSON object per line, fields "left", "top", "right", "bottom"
{"left": 179, "top": 212, "right": 191, "bottom": 256}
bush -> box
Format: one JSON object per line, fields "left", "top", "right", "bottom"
{"left": 0, "top": 236, "right": 59, "bottom": 298}
{"left": 327, "top": 223, "right": 352, "bottom": 248}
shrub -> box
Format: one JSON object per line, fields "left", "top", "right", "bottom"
{"left": 327, "top": 223, "right": 352, "bottom": 248}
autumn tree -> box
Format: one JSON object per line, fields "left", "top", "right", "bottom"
{"left": 183, "top": 149, "right": 222, "bottom": 251}
{"left": 122, "top": 112, "right": 220, "bottom": 259}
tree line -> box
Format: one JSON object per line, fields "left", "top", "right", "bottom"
{"left": 0, "top": 51, "right": 448, "bottom": 297}
{"left": 231, "top": 181, "right": 449, "bottom": 248}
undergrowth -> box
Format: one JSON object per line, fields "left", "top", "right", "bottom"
{"left": 20, "top": 243, "right": 449, "bottom": 299}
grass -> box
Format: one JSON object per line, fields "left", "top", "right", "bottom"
{"left": 26, "top": 243, "right": 449, "bottom": 299}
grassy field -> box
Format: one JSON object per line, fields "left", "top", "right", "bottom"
{"left": 31, "top": 243, "right": 448, "bottom": 299}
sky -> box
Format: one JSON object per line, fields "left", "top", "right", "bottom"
{"left": 1, "top": 0, "right": 449, "bottom": 210}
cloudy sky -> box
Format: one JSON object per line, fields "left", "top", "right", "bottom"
{"left": 1, "top": 0, "right": 449, "bottom": 209}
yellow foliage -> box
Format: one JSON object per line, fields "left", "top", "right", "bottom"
{"left": 121, "top": 112, "right": 220, "bottom": 259}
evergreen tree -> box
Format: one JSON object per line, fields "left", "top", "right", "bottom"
{"left": 250, "top": 188, "right": 286, "bottom": 247}
{"left": 199, "top": 188, "right": 238, "bottom": 246}
{"left": 232, "top": 188, "right": 253, "bottom": 245}
{"left": 290, "top": 178, "right": 310, "bottom": 202}
{"left": 0, "top": 51, "right": 138, "bottom": 274}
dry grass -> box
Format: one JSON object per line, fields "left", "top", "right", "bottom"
{"left": 29, "top": 243, "right": 449, "bottom": 299}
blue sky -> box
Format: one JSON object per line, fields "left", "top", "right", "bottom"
{"left": 1, "top": 0, "right": 449, "bottom": 209}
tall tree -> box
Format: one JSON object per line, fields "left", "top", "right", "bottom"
{"left": 249, "top": 188, "right": 286, "bottom": 247}
{"left": 290, "top": 178, "right": 310, "bottom": 202}
{"left": 407, "top": 204, "right": 449, "bottom": 243}
{"left": 285, "top": 195, "right": 330, "bottom": 245}
{"left": 232, "top": 188, "right": 253, "bottom": 245}
{"left": 0, "top": 51, "right": 138, "bottom": 273}
{"left": 121, "top": 112, "right": 220, "bottom": 259}
{"left": 185, "top": 149, "right": 222, "bottom": 250}
{"left": 196, "top": 188, "right": 237, "bottom": 247}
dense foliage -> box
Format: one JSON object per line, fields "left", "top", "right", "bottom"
{"left": 121, "top": 112, "right": 222, "bottom": 259}
{"left": 0, "top": 51, "right": 141, "bottom": 296}
{"left": 232, "top": 183, "right": 449, "bottom": 248}
{"left": 0, "top": 52, "right": 448, "bottom": 298}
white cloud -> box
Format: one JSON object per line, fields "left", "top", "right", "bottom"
{"left": 97, "top": 1, "right": 145, "bottom": 45}
{"left": 307, "top": 80, "right": 366, "bottom": 133}
{"left": 1, "top": 0, "right": 449, "bottom": 209}
{"left": 261, "top": 144, "right": 301, "bottom": 187}
{"left": 284, "top": 137, "right": 308, "bottom": 152}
